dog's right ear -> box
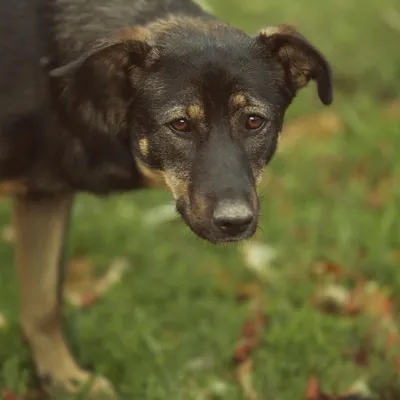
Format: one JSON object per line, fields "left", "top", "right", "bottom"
{"left": 50, "top": 39, "right": 151, "bottom": 135}
{"left": 256, "top": 25, "right": 333, "bottom": 105}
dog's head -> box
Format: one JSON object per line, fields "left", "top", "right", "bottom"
{"left": 52, "top": 17, "right": 332, "bottom": 244}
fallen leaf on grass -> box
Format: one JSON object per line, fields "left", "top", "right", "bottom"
{"left": 240, "top": 241, "right": 278, "bottom": 281}
{"left": 64, "top": 257, "right": 129, "bottom": 308}
{"left": 235, "top": 359, "right": 257, "bottom": 400}
{"left": 346, "top": 379, "right": 373, "bottom": 398}
{"left": 207, "top": 379, "right": 229, "bottom": 397}
{"left": 312, "top": 269, "right": 400, "bottom": 382}
{"left": 312, "top": 283, "right": 350, "bottom": 314}
{"left": 344, "top": 281, "right": 393, "bottom": 320}
{"left": 305, "top": 376, "right": 321, "bottom": 399}
{"left": 1, "top": 389, "right": 23, "bottom": 400}
{"left": 311, "top": 260, "right": 363, "bottom": 283}
{"left": 304, "top": 376, "right": 372, "bottom": 400}
{"left": 312, "top": 261, "right": 348, "bottom": 281}
{"left": 233, "top": 303, "right": 269, "bottom": 400}
{"left": 313, "top": 277, "right": 394, "bottom": 322}
{"left": 347, "top": 284, "right": 400, "bottom": 378}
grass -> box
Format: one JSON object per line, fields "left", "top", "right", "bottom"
{"left": 1, "top": 0, "right": 400, "bottom": 398}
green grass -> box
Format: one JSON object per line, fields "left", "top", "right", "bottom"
{"left": 1, "top": 0, "right": 400, "bottom": 398}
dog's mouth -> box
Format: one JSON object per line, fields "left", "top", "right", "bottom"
{"left": 176, "top": 200, "right": 259, "bottom": 244}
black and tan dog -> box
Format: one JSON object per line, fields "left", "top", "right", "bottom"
{"left": 1, "top": 0, "right": 332, "bottom": 397}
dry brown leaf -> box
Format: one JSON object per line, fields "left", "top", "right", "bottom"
{"left": 312, "top": 283, "right": 350, "bottom": 314}
{"left": 64, "top": 257, "right": 129, "bottom": 308}
{"left": 305, "top": 376, "right": 321, "bottom": 399}
{"left": 233, "top": 303, "right": 268, "bottom": 400}
{"left": 346, "top": 379, "right": 373, "bottom": 398}
{"left": 304, "top": 378, "right": 372, "bottom": 400}
{"left": 344, "top": 282, "right": 393, "bottom": 320}
{"left": 311, "top": 263, "right": 393, "bottom": 320}
{"left": 312, "top": 261, "right": 347, "bottom": 281}
{"left": 2, "top": 389, "right": 24, "bottom": 400}
{"left": 235, "top": 359, "right": 257, "bottom": 400}
{"left": 240, "top": 241, "right": 277, "bottom": 282}
{"left": 311, "top": 267, "right": 400, "bottom": 379}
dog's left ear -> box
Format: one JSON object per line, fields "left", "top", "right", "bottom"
{"left": 49, "top": 39, "right": 151, "bottom": 135}
{"left": 256, "top": 25, "right": 333, "bottom": 105}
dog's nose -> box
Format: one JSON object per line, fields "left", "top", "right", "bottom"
{"left": 213, "top": 199, "right": 254, "bottom": 236}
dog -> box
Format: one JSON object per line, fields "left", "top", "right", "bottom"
{"left": 0, "top": 0, "right": 332, "bottom": 397}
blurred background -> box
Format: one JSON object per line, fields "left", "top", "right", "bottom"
{"left": 0, "top": 0, "right": 400, "bottom": 398}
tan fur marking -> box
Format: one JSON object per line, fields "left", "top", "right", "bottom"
{"left": 231, "top": 93, "right": 247, "bottom": 109}
{"left": 135, "top": 159, "right": 189, "bottom": 199}
{"left": 138, "top": 138, "right": 149, "bottom": 158}
{"left": 0, "top": 181, "right": 28, "bottom": 196}
{"left": 114, "top": 26, "right": 150, "bottom": 41}
{"left": 187, "top": 104, "right": 205, "bottom": 121}
{"left": 135, "top": 157, "right": 167, "bottom": 189}
{"left": 259, "top": 24, "right": 297, "bottom": 38}
{"left": 260, "top": 26, "right": 282, "bottom": 37}
{"left": 163, "top": 172, "right": 189, "bottom": 201}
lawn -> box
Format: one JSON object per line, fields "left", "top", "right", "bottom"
{"left": 1, "top": 0, "right": 400, "bottom": 399}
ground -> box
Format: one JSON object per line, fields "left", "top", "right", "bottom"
{"left": 1, "top": 0, "right": 400, "bottom": 399}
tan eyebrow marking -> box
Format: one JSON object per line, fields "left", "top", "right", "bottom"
{"left": 230, "top": 92, "right": 248, "bottom": 109}
{"left": 135, "top": 157, "right": 167, "bottom": 189}
{"left": 187, "top": 104, "right": 205, "bottom": 121}
{"left": 163, "top": 172, "right": 189, "bottom": 201}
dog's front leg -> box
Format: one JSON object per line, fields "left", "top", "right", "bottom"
{"left": 12, "top": 194, "right": 115, "bottom": 399}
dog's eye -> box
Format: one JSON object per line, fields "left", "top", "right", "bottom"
{"left": 170, "top": 118, "right": 192, "bottom": 133}
{"left": 245, "top": 115, "right": 265, "bottom": 130}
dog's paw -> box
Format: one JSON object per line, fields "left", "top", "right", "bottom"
{"left": 40, "top": 368, "right": 116, "bottom": 399}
